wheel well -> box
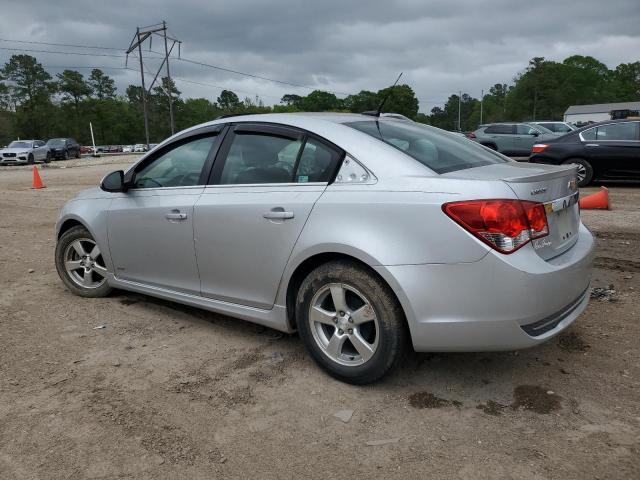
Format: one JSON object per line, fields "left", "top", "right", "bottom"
{"left": 285, "top": 252, "right": 406, "bottom": 331}
{"left": 57, "top": 219, "right": 84, "bottom": 239}
{"left": 480, "top": 142, "right": 497, "bottom": 150}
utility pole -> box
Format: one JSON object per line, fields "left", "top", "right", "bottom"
{"left": 162, "top": 21, "right": 175, "bottom": 135}
{"left": 126, "top": 22, "right": 181, "bottom": 147}
{"left": 458, "top": 90, "right": 462, "bottom": 132}
{"left": 480, "top": 89, "right": 484, "bottom": 125}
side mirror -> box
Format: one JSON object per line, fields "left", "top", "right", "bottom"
{"left": 100, "top": 170, "right": 126, "bottom": 192}
{"left": 531, "top": 131, "right": 539, "bottom": 137}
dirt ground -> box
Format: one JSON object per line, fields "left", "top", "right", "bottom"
{"left": 0, "top": 157, "right": 638, "bottom": 480}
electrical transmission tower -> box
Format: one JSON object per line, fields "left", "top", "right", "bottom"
{"left": 126, "top": 21, "right": 181, "bottom": 147}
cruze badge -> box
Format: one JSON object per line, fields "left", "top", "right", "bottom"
{"left": 531, "top": 187, "right": 547, "bottom": 195}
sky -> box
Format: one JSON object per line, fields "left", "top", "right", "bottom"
{"left": 1, "top": 0, "right": 638, "bottom": 113}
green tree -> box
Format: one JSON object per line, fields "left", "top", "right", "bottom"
{"left": 1, "top": 54, "right": 56, "bottom": 138}
{"left": 298, "top": 90, "right": 341, "bottom": 111}
{"left": 376, "top": 84, "right": 419, "bottom": 119}
{"left": 57, "top": 69, "right": 91, "bottom": 137}
{"left": 280, "top": 94, "right": 302, "bottom": 107}
{"left": 217, "top": 89, "right": 241, "bottom": 111}
{"left": 343, "top": 90, "right": 379, "bottom": 113}
{"left": 88, "top": 69, "right": 116, "bottom": 99}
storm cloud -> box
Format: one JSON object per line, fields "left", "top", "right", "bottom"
{"left": 1, "top": 0, "right": 638, "bottom": 111}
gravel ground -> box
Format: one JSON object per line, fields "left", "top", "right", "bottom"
{"left": 0, "top": 158, "right": 638, "bottom": 479}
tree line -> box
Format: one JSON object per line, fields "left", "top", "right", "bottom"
{"left": 0, "top": 53, "right": 638, "bottom": 145}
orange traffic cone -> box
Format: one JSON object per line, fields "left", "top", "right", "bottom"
{"left": 579, "top": 186, "right": 609, "bottom": 210}
{"left": 31, "top": 165, "right": 46, "bottom": 189}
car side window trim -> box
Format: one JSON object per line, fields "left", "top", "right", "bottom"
{"left": 578, "top": 122, "right": 640, "bottom": 142}
{"left": 124, "top": 126, "right": 225, "bottom": 188}
{"left": 207, "top": 122, "right": 345, "bottom": 186}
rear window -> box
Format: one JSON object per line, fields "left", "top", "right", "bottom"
{"left": 346, "top": 120, "right": 510, "bottom": 174}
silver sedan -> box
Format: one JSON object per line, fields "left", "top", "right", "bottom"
{"left": 55, "top": 113, "right": 594, "bottom": 384}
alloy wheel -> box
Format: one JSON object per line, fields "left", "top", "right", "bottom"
{"left": 576, "top": 164, "right": 587, "bottom": 182}
{"left": 308, "top": 283, "right": 379, "bottom": 366}
{"left": 63, "top": 238, "right": 107, "bottom": 289}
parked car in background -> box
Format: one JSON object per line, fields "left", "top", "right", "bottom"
{"left": 106, "top": 145, "right": 123, "bottom": 153}
{"left": 80, "top": 146, "right": 93, "bottom": 155}
{"left": 133, "top": 144, "right": 147, "bottom": 152}
{"left": 472, "top": 123, "right": 560, "bottom": 156}
{"left": 47, "top": 138, "right": 81, "bottom": 160}
{"left": 0, "top": 140, "right": 50, "bottom": 165}
{"left": 529, "top": 119, "right": 640, "bottom": 187}
{"left": 122, "top": 145, "right": 133, "bottom": 153}
{"left": 532, "top": 121, "right": 576, "bottom": 134}
{"left": 55, "top": 113, "right": 593, "bottom": 384}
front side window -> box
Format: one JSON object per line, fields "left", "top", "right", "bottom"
{"left": 516, "top": 124, "right": 537, "bottom": 135}
{"left": 347, "top": 120, "right": 509, "bottom": 174}
{"left": 596, "top": 122, "right": 639, "bottom": 141}
{"left": 134, "top": 135, "right": 216, "bottom": 188}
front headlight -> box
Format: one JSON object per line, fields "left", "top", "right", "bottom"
{"left": 20, "top": 151, "right": 29, "bottom": 155}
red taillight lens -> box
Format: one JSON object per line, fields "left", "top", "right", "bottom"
{"left": 467, "top": 132, "right": 476, "bottom": 139}
{"left": 531, "top": 143, "right": 548, "bottom": 153}
{"left": 442, "top": 199, "right": 549, "bottom": 254}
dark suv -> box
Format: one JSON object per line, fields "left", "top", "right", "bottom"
{"left": 46, "top": 138, "right": 81, "bottom": 160}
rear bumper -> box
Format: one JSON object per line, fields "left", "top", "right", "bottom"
{"left": 378, "top": 223, "right": 595, "bottom": 351}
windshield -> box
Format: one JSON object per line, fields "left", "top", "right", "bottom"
{"left": 8, "top": 141, "right": 32, "bottom": 149}
{"left": 47, "top": 139, "right": 66, "bottom": 146}
{"left": 346, "top": 120, "right": 510, "bottom": 174}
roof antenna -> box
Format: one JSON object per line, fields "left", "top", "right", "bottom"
{"left": 362, "top": 72, "right": 403, "bottom": 117}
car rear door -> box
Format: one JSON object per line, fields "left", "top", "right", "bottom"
{"left": 513, "top": 124, "right": 539, "bottom": 155}
{"left": 107, "top": 128, "right": 222, "bottom": 294}
{"left": 193, "top": 123, "right": 342, "bottom": 309}
{"left": 582, "top": 121, "right": 640, "bottom": 179}
{"left": 484, "top": 124, "right": 515, "bottom": 153}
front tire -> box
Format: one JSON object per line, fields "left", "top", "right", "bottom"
{"left": 75, "top": 149, "right": 81, "bottom": 159}
{"left": 562, "top": 158, "right": 593, "bottom": 187}
{"left": 296, "top": 260, "right": 406, "bottom": 384}
{"left": 55, "top": 226, "right": 112, "bottom": 298}
{"left": 63, "top": 150, "right": 69, "bottom": 160}
{"left": 28, "top": 154, "right": 34, "bottom": 164}
{"left": 45, "top": 152, "right": 51, "bottom": 164}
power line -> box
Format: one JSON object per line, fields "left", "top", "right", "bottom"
{"left": 0, "top": 37, "right": 123, "bottom": 51}
{"left": 0, "top": 46, "right": 125, "bottom": 58}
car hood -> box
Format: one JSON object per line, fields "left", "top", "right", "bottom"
{"left": 0, "top": 147, "right": 31, "bottom": 154}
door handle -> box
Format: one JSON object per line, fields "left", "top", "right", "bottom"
{"left": 585, "top": 143, "right": 599, "bottom": 147}
{"left": 263, "top": 208, "right": 294, "bottom": 220}
{"left": 165, "top": 210, "right": 188, "bottom": 221}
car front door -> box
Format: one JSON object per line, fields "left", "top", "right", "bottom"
{"left": 107, "top": 129, "right": 222, "bottom": 294}
{"left": 194, "top": 123, "right": 343, "bottom": 309}
{"left": 484, "top": 124, "right": 515, "bottom": 154}
{"left": 513, "top": 124, "right": 540, "bottom": 155}
{"left": 34, "top": 141, "right": 46, "bottom": 161}
{"left": 582, "top": 121, "right": 640, "bottom": 178}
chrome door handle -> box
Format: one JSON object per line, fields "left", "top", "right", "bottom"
{"left": 585, "top": 143, "right": 599, "bottom": 147}
{"left": 263, "top": 209, "right": 294, "bottom": 220}
{"left": 165, "top": 211, "right": 188, "bottom": 221}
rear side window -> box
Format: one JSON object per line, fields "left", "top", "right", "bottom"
{"left": 347, "top": 120, "right": 510, "bottom": 174}
{"left": 219, "top": 133, "right": 340, "bottom": 185}
{"left": 484, "top": 124, "right": 514, "bottom": 134}
{"left": 596, "top": 122, "right": 639, "bottom": 141}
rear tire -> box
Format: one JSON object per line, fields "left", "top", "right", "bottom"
{"left": 55, "top": 226, "right": 112, "bottom": 298}
{"left": 75, "top": 149, "right": 81, "bottom": 159}
{"left": 63, "top": 150, "right": 69, "bottom": 160}
{"left": 44, "top": 152, "right": 51, "bottom": 164}
{"left": 562, "top": 158, "right": 593, "bottom": 187}
{"left": 295, "top": 260, "right": 407, "bottom": 384}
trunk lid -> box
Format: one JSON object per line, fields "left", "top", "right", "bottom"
{"left": 443, "top": 162, "right": 580, "bottom": 260}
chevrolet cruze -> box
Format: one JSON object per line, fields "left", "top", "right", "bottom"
{"left": 55, "top": 113, "right": 594, "bottom": 384}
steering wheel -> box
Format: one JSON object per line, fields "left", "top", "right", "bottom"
{"left": 138, "top": 177, "right": 163, "bottom": 188}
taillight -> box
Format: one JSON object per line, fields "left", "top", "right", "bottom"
{"left": 442, "top": 199, "right": 549, "bottom": 254}
{"left": 467, "top": 132, "right": 476, "bottom": 139}
{"left": 531, "top": 143, "right": 548, "bottom": 153}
